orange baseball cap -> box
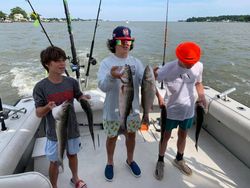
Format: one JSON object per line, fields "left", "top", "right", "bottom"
{"left": 175, "top": 42, "right": 201, "bottom": 65}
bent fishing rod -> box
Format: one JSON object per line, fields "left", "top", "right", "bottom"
{"left": 26, "top": 0, "right": 53, "bottom": 46}
{"left": 85, "top": 0, "right": 102, "bottom": 88}
{"left": 161, "top": 0, "right": 170, "bottom": 89}
{"left": 26, "top": 0, "right": 69, "bottom": 76}
{"left": 62, "top": 0, "right": 80, "bottom": 83}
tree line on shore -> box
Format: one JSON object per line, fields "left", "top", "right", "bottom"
{"left": 2, "top": 7, "right": 250, "bottom": 23}
{"left": 0, "top": 6, "right": 93, "bottom": 22}
{"left": 185, "top": 15, "right": 250, "bottom": 22}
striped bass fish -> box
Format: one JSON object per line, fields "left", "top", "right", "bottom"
{"left": 160, "top": 105, "right": 167, "bottom": 144}
{"left": 79, "top": 98, "right": 95, "bottom": 149}
{"left": 141, "top": 65, "right": 156, "bottom": 125}
{"left": 195, "top": 103, "right": 205, "bottom": 151}
{"left": 52, "top": 101, "right": 72, "bottom": 170}
{"left": 118, "top": 64, "right": 134, "bottom": 134}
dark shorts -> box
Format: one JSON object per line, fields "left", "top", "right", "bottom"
{"left": 164, "top": 117, "right": 194, "bottom": 131}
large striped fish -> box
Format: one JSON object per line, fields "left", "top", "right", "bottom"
{"left": 141, "top": 65, "right": 156, "bottom": 126}
{"left": 52, "top": 101, "right": 72, "bottom": 170}
{"left": 195, "top": 103, "right": 205, "bottom": 151}
{"left": 79, "top": 98, "right": 95, "bottom": 149}
{"left": 160, "top": 105, "right": 167, "bottom": 144}
{"left": 118, "top": 64, "right": 134, "bottom": 134}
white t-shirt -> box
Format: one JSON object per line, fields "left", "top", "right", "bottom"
{"left": 97, "top": 53, "right": 144, "bottom": 121}
{"left": 157, "top": 60, "right": 203, "bottom": 120}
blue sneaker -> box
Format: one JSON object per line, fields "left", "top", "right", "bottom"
{"left": 104, "top": 164, "right": 114, "bottom": 181}
{"left": 126, "top": 160, "right": 141, "bottom": 177}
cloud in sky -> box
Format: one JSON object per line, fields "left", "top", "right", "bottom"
{"left": 1, "top": 0, "right": 250, "bottom": 21}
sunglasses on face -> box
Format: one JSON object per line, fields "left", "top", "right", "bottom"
{"left": 116, "top": 40, "right": 133, "bottom": 46}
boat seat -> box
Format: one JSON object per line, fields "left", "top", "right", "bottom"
{"left": 0, "top": 171, "right": 52, "bottom": 188}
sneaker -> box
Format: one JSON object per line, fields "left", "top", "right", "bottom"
{"left": 154, "top": 161, "right": 164, "bottom": 180}
{"left": 173, "top": 159, "right": 192, "bottom": 176}
{"left": 126, "top": 160, "right": 141, "bottom": 177}
{"left": 104, "top": 164, "right": 114, "bottom": 181}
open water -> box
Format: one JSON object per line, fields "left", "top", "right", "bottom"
{"left": 0, "top": 21, "right": 249, "bottom": 107}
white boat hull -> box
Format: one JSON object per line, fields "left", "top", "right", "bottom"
{"left": 203, "top": 86, "right": 250, "bottom": 168}
{"left": 0, "top": 86, "right": 250, "bottom": 187}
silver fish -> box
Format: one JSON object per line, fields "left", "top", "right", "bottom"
{"left": 160, "top": 105, "right": 167, "bottom": 144}
{"left": 141, "top": 65, "right": 156, "bottom": 125}
{"left": 52, "top": 101, "right": 72, "bottom": 170}
{"left": 195, "top": 103, "right": 205, "bottom": 151}
{"left": 79, "top": 98, "right": 95, "bottom": 149}
{"left": 118, "top": 64, "right": 134, "bottom": 134}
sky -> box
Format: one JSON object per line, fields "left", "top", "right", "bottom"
{"left": 1, "top": 0, "right": 250, "bottom": 21}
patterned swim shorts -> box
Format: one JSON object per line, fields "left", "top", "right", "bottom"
{"left": 103, "top": 114, "right": 141, "bottom": 137}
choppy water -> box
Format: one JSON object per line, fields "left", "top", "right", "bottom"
{"left": 0, "top": 21, "right": 249, "bottom": 107}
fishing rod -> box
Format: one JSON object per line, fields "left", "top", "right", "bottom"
{"left": 26, "top": 0, "right": 53, "bottom": 46}
{"left": 62, "top": 0, "right": 80, "bottom": 82}
{"left": 26, "top": 0, "right": 70, "bottom": 76}
{"left": 161, "top": 0, "right": 170, "bottom": 89}
{"left": 85, "top": 0, "right": 102, "bottom": 88}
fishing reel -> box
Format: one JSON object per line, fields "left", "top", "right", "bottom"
{"left": 86, "top": 54, "right": 97, "bottom": 65}
{"left": 67, "top": 56, "right": 80, "bottom": 72}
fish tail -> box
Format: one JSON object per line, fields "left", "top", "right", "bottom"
{"left": 118, "top": 126, "right": 126, "bottom": 135}
{"left": 91, "top": 133, "right": 96, "bottom": 150}
{"left": 195, "top": 143, "right": 198, "bottom": 151}
{"left": 57, "top": 160, "right": 64, "bottom": 172}
{"left": 141, "top": 113, "right": 150, "bottom": 125}
{"left": 118, "top": 118, "right": 126, "bottom": 135}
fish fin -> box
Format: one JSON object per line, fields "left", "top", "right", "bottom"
{"left": 121, "top": 85, "right": 125, "bottom": 94}
{"left": 118, "top": 126, "right": 126, "bottom": 135}
{"left": 120, "top": 78, "right": 126, "bottom": 84}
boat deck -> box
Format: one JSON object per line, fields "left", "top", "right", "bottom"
{"left": 57, "top": 113, "right": 250, "bottom": 188}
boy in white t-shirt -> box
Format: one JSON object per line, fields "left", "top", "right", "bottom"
{"left": 154, "top": 42, "right": 207, "bottom": 180}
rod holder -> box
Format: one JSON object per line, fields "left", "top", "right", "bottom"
{"left": 0, "top": 98, "right": 7, "bottom": 131}
{"left": 217, "top": 87, "right": 236, "bottom": 101}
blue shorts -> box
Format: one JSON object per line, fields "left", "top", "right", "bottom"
{"left": 45, "top": 137, "right": 81, "bottom": 162}
{"left": 164, "top": 117, "right": 194, "bottom": 131}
